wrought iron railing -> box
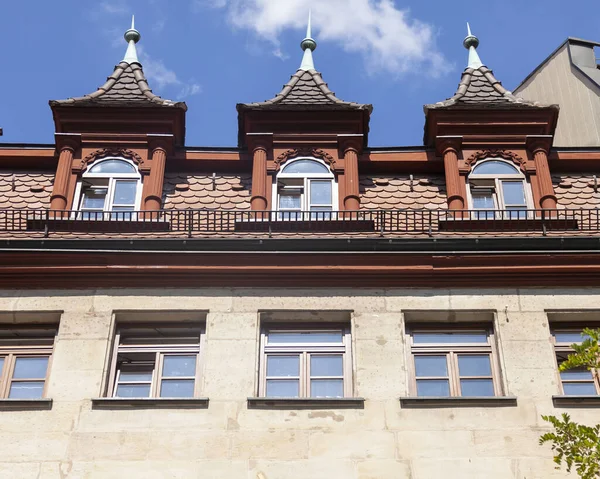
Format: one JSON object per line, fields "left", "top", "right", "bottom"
{"left": 0, "top": 208, "right": 596, "bottom": 238}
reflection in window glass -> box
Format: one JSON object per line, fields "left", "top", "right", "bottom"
{"left": 13, "top": 357, "right": 49, "bottom": 379}
{"left": 417, "top": 379, "right": 450, "bottom": 397}
{"left": 414, "top": 356, "right": 447, "bottom": 377}
{"left": 268, "top": 332, "right": 343, "bottom": 344}
{"left": 282, "top": 159, "right": 329, "bottom": 174}
{"left": 413, "top": 332, "right": 488, "bottom": 344}
{"left": 472, "top": 160, "right": 519, "bottom": 175}
{"left": 89, "top": 159, "right": 137, "bottom": 174}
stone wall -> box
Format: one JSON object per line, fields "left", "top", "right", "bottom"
{"left": 0, "top": 288, "right": 594, "bottom": 478}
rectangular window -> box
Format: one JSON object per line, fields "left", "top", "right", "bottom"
{"left": 552, "top": 328, "right": 599, "bottom": 396}
{"left": 0, "top": 327, "right": 56, "bottom": 399}
{"left": 107, "top": 324, "right": 204, "bottom": 399}
{"left": 259, "top": 326, "right": 352, "bottom": 399}
{"left": 408, "top": 326, "right": 502, "bottom": 398}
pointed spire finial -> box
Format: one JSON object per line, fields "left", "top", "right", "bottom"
{"left": 463, "top": 22, "right": 483, "bottom": 69}
{"left": 123, "top": 15, "right": 141, "bottom": 64}
{"left": 299, "top": 10, "right": 317, "bottom": 71}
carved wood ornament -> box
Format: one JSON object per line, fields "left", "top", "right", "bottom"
{"left": 275, "top": 148, "right": 337, "bottom": 171}
{"left": 464, "top": 150, "right": 527, "bottom": 173}
{"left": 77, "top": 148, "right": 145, "bottom": 172}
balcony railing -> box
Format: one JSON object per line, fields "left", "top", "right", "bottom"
{"left": 0, "top": 208, "right": 596, "bottom": 238}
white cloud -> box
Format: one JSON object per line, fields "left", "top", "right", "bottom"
{"left": 100, "top": 1, "right": 129, "bottom": 14}
{"left": 201, "top": 0, "right": 448, "bottom": 76}
{"left": 138, "top": 46, "right": 202, "bottom": 100}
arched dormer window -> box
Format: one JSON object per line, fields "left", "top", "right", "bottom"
{"left": 74, "top": 158, "right": 142, "bottom": 219}
{"left": 275, "top": 158, "right": 337, "bottom": 219}
{"left": 467, "top": 159, "right": 532, "bottom": 219}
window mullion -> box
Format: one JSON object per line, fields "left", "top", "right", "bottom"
{"left": 449, "top": 352, "right": 459, "bottom": 397}
{"left": 153, "top": 352, "right": 162, "bottom": 398}
{"left": 303, "top": 351, "right": 309, "bottom": 398}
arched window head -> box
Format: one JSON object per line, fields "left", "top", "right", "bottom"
{"left": 75, "top": 157, "right": 142, "bottom": 219}
{"left": 88, "top": 159, "right": 138, "bottom": 175}
{"left": 281, "top": 159, "right": 330, "bottom": 175}
{"left": 467, "top": 159, "right": 531, "bottom": 219}
{"left": 275, "top": 157, "right": 337, "bottom": 219}
{"left": 472, "top": 160, "right": 520, "bottom": 176}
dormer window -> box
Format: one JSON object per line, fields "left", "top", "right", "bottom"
{"left": 74, "top": 158, "right": 142, "bottom": 219}
{"left": 275, "top": 158, "right": 337, "bottom": 220}
{"left": 467, "top": 160, "right": 532, "bottom": 219}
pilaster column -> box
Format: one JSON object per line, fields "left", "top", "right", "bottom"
{"left": 527, "top": 136, "right": 557, "bottom": 209}
{"left": 338, "top": 134, "right": 364, "bottom": 211}
{"left": 50, "top": 133, "right": 81, "bottom": 211}
{"left": 247, "top": 133, "right": 273, "bottom": 211}
{"left": 437, "top": 136, "right": 464, "bottom": 210}
{"left": 143, "top": 135, "right": 174, "bottom": 211}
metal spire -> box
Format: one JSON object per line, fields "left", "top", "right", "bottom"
{"left": 463, "top": 22, "right": 483, "bottom": 69}
{"left": 299, "top": 10, "right": 317, "bottom": 71}
{"left": 123, "top": 15, "right": 141, "bottom": 64}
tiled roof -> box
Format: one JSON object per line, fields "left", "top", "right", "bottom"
{"left": 238, "top": 69, "right": 372, "bottom": 112}
{"left": 427, "top": 66, "right": 544, "bottom": 110}
{"left": 50, "top": 62, "right": 186, "bottom": 110}
{"left": 163, "top": 173, "right": 251, "bottom": 210}
{"left": 0, "top": 172, "right": 53, "bottom": 209}
{"left": 553, "top": 174, "right": 600, "bottom": 209}
{"left": 360, "top": 175, "right": 447, "bottom": 210}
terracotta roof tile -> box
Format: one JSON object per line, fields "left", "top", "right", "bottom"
{"left": 162, "top": 173, "right": 251, "bottom": 210}
{"left": 0, "top": 172, "right": 53, "bottom": 210}
{"left": 360, "top": 175, "right": 447, "bottom": 210}
{"left": 50, "top": 62, "right": 186, "bottom": 110}
{"left": 553, "top": 174, "right": 600, "bottom": 209}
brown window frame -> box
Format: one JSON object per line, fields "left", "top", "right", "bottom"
{"left": 407, "top": 325, "right": 503, "bottom": 398}
{"left": 258, "top": 324, "right": 353, "bottom": 399}
{"left": 107, "top": 324, "right": 205, "bottom": 399}
{"left": 0, "top": 338, "right": 54, "bottom": 400}
{"left": 552, "top": 327, "right": 600, "bottom": 396}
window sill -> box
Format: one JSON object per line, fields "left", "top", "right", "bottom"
{"left": 247, "top": 397, "right": 365, "bottom": 409}
{"left": 399, "top": 396, "right": 518, "bottom": 408}
{"left": 91, "top": 397, "right": 209, "bottom": 409}
{"left": 552, "top": 395, "right": 600, "bottom": 407}
{"left": 0, "top": 398, "right": 53, "bottom": 410}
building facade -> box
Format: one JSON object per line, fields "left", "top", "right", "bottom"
{"left": 0, "top": 21, "right": 599, "bottom": 479}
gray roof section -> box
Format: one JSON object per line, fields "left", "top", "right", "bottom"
{"left": 51, "top": 61, "right": 186, "bottom": 110}
{"left": 515, "top": 37, "right": 600, "bottom": 93}
{"left": 238, "top": 69, "right": 372, "bottom": 112}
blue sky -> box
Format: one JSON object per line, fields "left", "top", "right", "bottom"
{"left": 0, "top": 0, "right": 599, "bottom": 147}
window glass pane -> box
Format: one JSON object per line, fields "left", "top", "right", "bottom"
{"left": 0, "top": 357, "right": 4, "bottom": 377}
{"left": 89, "top": 159, "right": 137, "bottom": 174}
{"left": 460, "top": 379, "right": 495, "bottom": 397}
{"left": 311, "top": 379, "right": 344, "bottom": 398}
{"left": 116, "top": 384, "right": 151, "bottom": 398}
{"left": 81, "top": 188, "right": 108, "bottom": 209}
{"left": 413, "top": 332, "right": 488, "bottom": 344}
{"left": 416, "top": 379, "right": 450, "bottom": 397}
{"left": 311, "top": 355, "right": 343, "bottom": 377}
{"left": 267, "top": 356, "right": 299, "bottom": 377}
{"left": 563, "top": 382, "right": 598, "bottom": 396}
{"left": 502, "top": 181, "right": 526, "bottom": 205}
{"left": 268, "top": 331, "right": 343, "bottom": 344}
{"left": 472, "top": 160, "right": 519, "bottom": 175}
{"left": 458, "top": 355, "right": 492, "bottom": 377}
{"left": 9, "top": 381, "right": 45, "bottom": 399}
{"left": 113, "top": 181, "right": 137, "bottom": 206}
{"left": 13, "top": 357, "right": 48, "bottom": 379}
{"left": 266, "top": 379, "right": 299, "bottom": 397}
{"left": 282, "top": 159, "right": 329, "bottom": 174}
{"left": 554, "top": 331, "right": 592, "bottom": 344}
{"left": 119, "top": 370, "right": 153, "bottom": 382}
{"left": 310, "top": 180, "right": 332, "bottom": 205}
{"left": 560, "top": 369, "right": 594, "bottom": 381}
{"left": 162, "top": 356, "right": 196, "bottom": 378}
{"left": 160, "top": 379, "right": 195, "bottom": 398}
{"left": 414, "top": 356, "right": 448, "bottom": 377}
{"left": 472, "top": 192, "right": 495, "bottom": 210}
{"left": 279, "top": 194, "right": 302, "bottom": 210}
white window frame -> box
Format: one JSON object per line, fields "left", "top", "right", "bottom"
{"left": 272, "top": 157, "right": 338, "bottom": 220}
{"left": 552, "top": 327, "right": 600, "bottom": 396}
{"left": 72, "top": 157, "right": 143, "bottom": 220}
{"left": 107, "top": 325, "right": 205, "bottom": 399}
{"left": 258, "top": 325, "right": 352, "bottom": 398}
{"left": 466, "top": 159, "right": 533, "bottom": 219}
